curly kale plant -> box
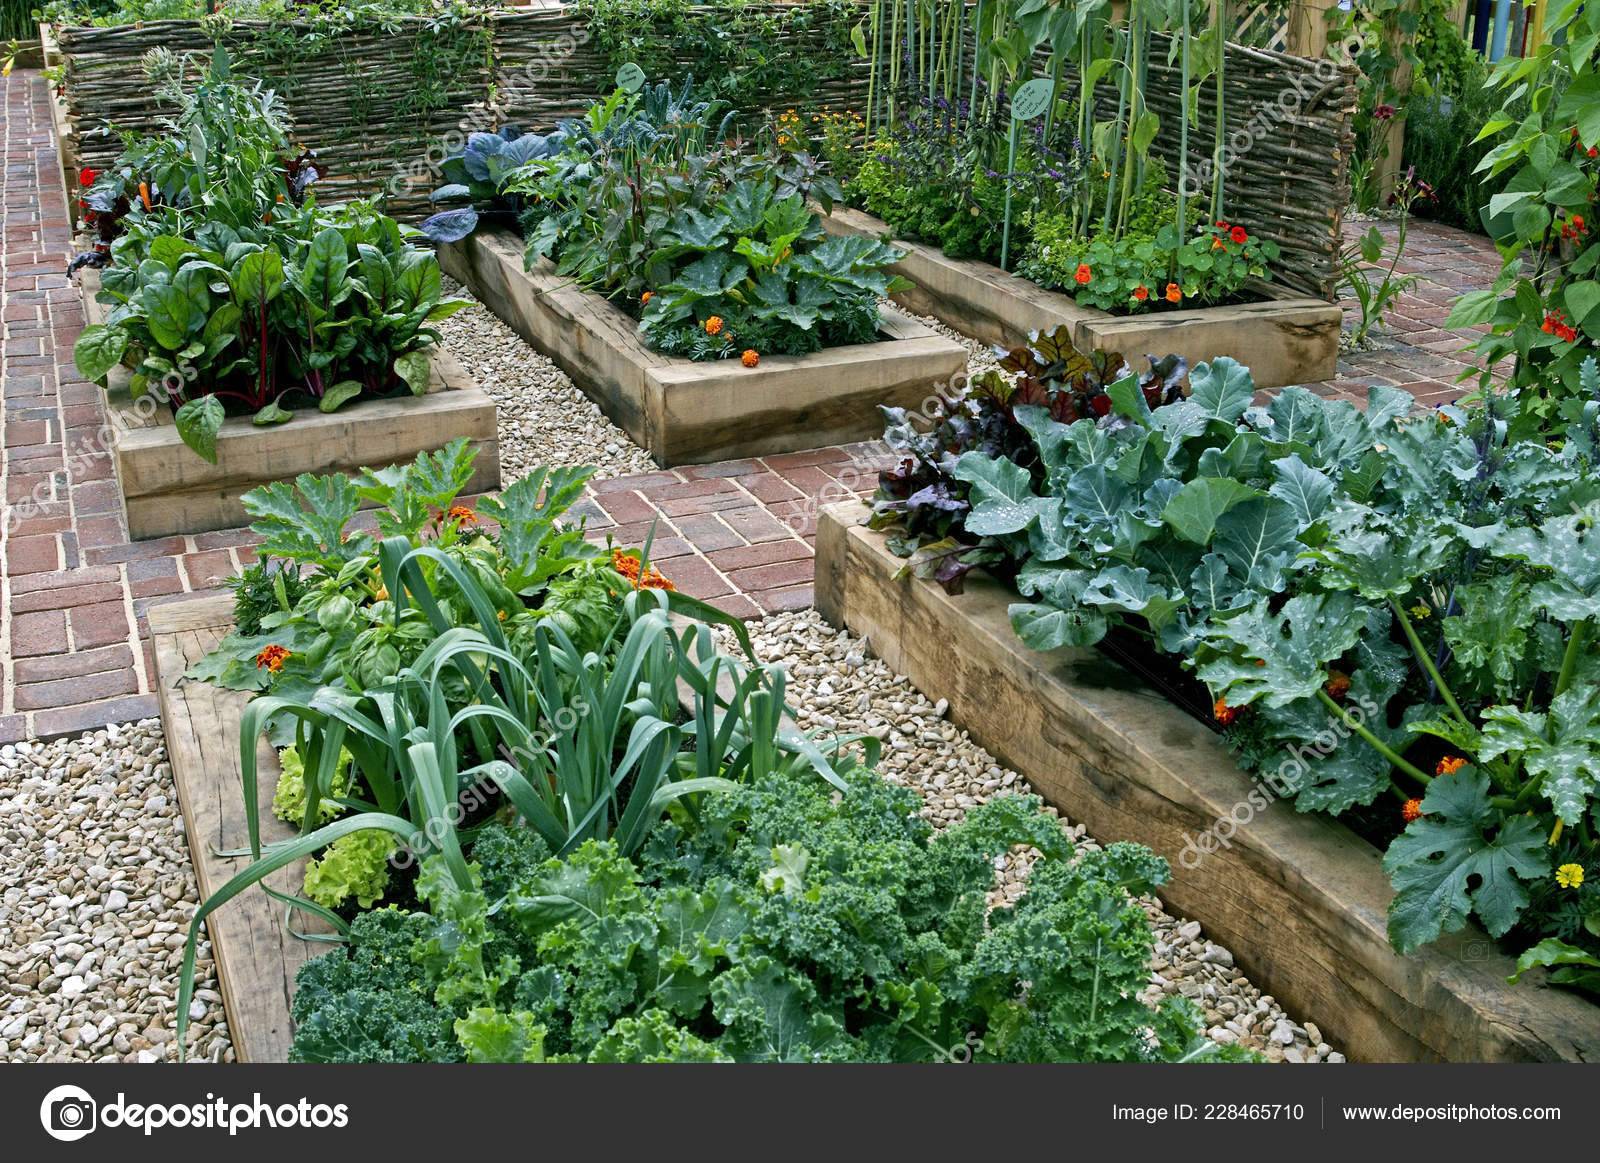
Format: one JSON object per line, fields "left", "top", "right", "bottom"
{"left": 289, "top": 773, "right": 1245, "bottom": 1063}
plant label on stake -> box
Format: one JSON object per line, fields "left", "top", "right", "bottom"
{"left": 1002, "top": 77, "right": 1053, "bottom": 271}
{"left": 616, "top": 62, "right": 646, "bottom": 92}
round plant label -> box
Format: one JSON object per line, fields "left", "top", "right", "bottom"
{"left": 1010, "top": 77, "right": 1053, "bottom": 121}
{"left": 616, "top": 62, "right": 646, "bottom": 92}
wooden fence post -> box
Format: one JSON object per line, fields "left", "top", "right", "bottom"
{"left": 1374, "top": 0, "right": 1416, "bottom": 194}
{"left": 1285, "top": 0, "right": 1339, "bottom": 58}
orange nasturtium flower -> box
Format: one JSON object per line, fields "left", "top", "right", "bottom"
{"left": 641, "top": 290, "right": 653, "bottom": 306}
{"left": 255, "top": 644, "right": 291, "bottom": 673}
{"left": 1164, "top": 283, "right": 1183, "bottom": 304}
{"left": 1073, "top": 263, "right": 1093, "bottom": 285}
{"left": 741, "top": 349, "right": 760, "bottom": 368}
{"left": 1133, "top": 285, "right": 1149, "bottom": 301}
{"left": 1402, "top": 798, "right": 1424, "bottom": 823}
{"left": 704, "top": 315, "right": 724, "bottom": 336}
{"left": 1435, "top": 755, "right": 1467, "bottom": 777}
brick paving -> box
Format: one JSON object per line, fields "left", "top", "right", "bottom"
{"left": 2, "top": 64, "right": 1500, "bottom": 739}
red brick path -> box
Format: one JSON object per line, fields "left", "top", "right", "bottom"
{"left": 2, "top": 65, "right": 1500, "bottom": 740}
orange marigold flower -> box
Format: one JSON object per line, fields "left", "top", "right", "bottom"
{"left": 1324, "top": 670, "right": 1351, "bottom": 700}
{"left": 741, "top": 349, "right": 760, "bottom": 368}
{"left": 1402, "top": 797, "right": 1424, "bottom": 823}
{"left": 1213, "top": 697, "right": 1240, "bottom": 726}
{"left": 447, "top": 505, "right": 478, "bottom": 525}
{"left": 1133, "top": 285, "right": 1149, "bottom": 301}
{"left": 255, "top": 644, "right": 291, "bottom": 673}
{"left": 1165, "top": 283, "right": 1182, "bottom": 303}
{"left": 1230, "top": 225, "right": 1248, "bottom": 244}
{"left": 1435, "top": 755, "right": 1468, "bottom": 776}
{"left": 612, "top": 548, "right": 676, "bottom": 591}
{"left": 704, "top": 315, "right": 724, "bottom": 336}
{"left": 1074, "top": 263, "right": 1092, "bottom": 285}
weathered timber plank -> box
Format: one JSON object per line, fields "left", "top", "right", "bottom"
{"left": 815, "top": 501, "right": 1600, "bottom": 1063}
{"left": 150, "top": 595, "right": 322, "bottom": 1062}
{"left": 821, "top": 206, "right": 1342, "bottom": 389}
{"left": 440, "top": 225, "right": 970, "bottom": 466}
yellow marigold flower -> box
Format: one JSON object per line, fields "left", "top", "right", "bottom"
{"left": 1556, "top": 863, "right": 1585, "bottom": 889}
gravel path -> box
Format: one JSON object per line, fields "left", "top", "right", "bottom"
{"left": 0, "top": 720, "right": 232, "bottom": 1062}
{"left": 438, "top": 279, "right": 658, "bottom": 483}
{"left": 732, "top": 610, "right": 1345, "bottom": 1064}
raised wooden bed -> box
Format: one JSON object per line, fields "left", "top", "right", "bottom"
{"left": 150, "top": 593, "right": 785, "bottom": 1061}
{"left": 821, "top": 207, "right": 1341, "bottom": 390}
{"left": 78, "top": 268, "right": 500, "bottom": 540}
{"left": 815, "top": 500, "right": 1600, "bottom": 1063}
{"left": 150, "top": 594, "right": 318, "bottom": 1062}
{"left": 438, "top": 226, "right": 970, "bottom": 466}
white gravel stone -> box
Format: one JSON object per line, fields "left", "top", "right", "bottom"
{"left": 437, "top": 278, "right": 658, "bottom": 484}
{"left": 721, "top": 609, "right": 1345, "bottom": 1064}
{"left": 0, "top": 720, "right": 232, "bottom": 1063}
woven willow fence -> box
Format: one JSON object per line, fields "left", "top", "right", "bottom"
{"left": 54, "top": 3, "right": 1352, "bottom": 297}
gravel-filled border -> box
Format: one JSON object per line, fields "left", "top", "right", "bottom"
{"left": 0, "top": 720, "right": 232, "bottom": 1062}
{"left": 437, "top": 278, "right": 659, "bottom": 483}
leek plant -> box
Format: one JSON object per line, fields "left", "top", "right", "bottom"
{"left": 175, "top": 538, "right": 868, "bottom": 1058}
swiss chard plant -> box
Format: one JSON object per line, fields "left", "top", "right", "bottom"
{"left": 874, "top": 348, "right": 1600, "bottom": 991}
{"left": 70, "top": 49, "right": 465, "bottom": 461}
